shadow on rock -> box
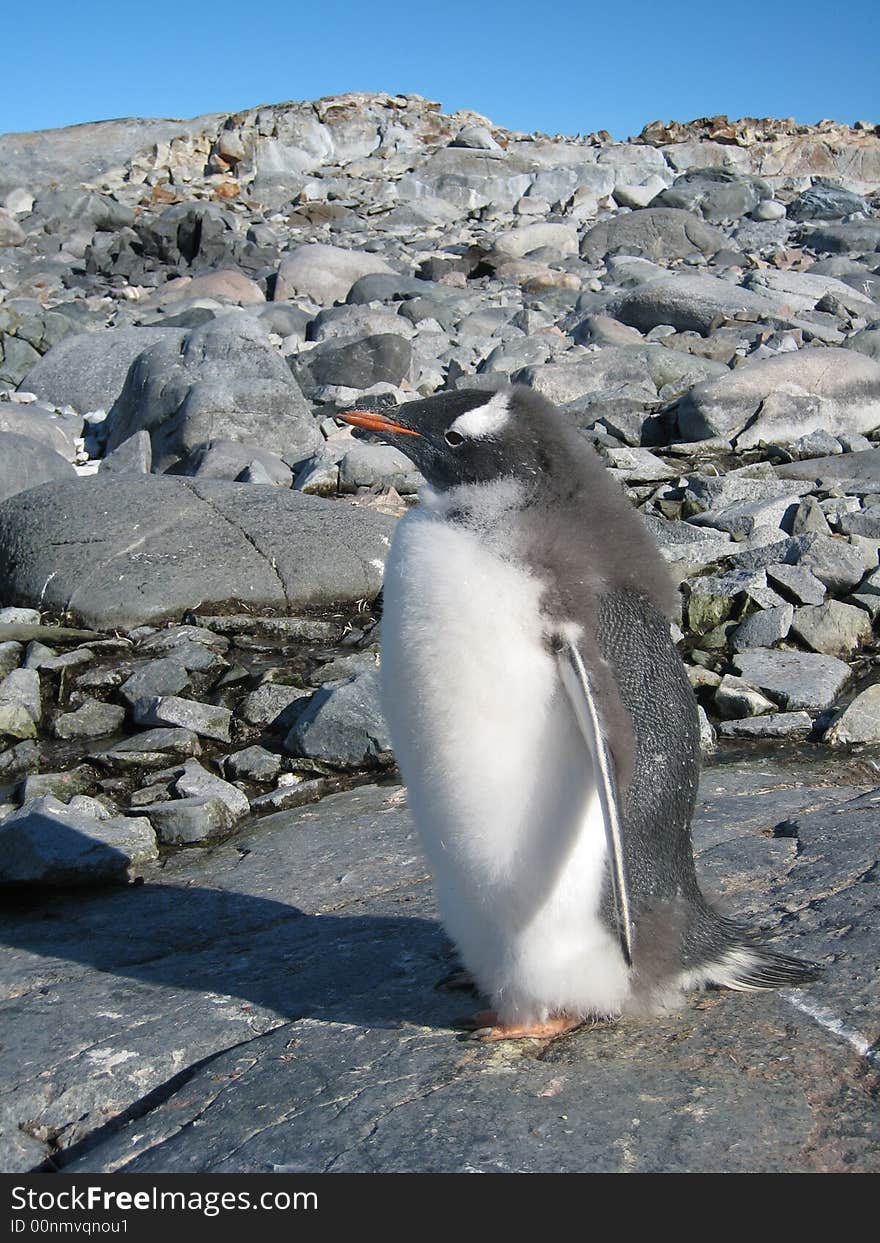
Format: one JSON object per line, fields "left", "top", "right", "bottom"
{"left": 0, "top": 879, "right": 463, "bottom": 1032}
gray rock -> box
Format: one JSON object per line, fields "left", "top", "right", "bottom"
{"left": 236, "top": 682, "right": 310, "bottom": 728}
{"left": 729, "top": 605, "right": 794, "bottom": 653}
{"left": 286, "top": 669, "right": 391, "bottom": 767}
{"left": 0, "top": 402, "right": 80, "bottom": 460}
{"left": 142, "top": 796, "right": 235, "bottom": 845}
{"left": 744, "top": 269, "right": 875, "bottom": 315}
{"left": 714, "top": 673, "right": 779, "bottom": 718}
{"left": 0, "top": 667, "right": 41, "bottom": 724}
{"left": 579, "top": 209, "right": 728, "bottom": 263}
{"left": 775, "top": 446, "right": 880, "bottom": 485}
{"left": 733, "top": 648, "right": 851, "bottom": 711}
{"left": 179, "top": 440, "right": 293, "bottom": 487}
{"left": 275, "top": 244, "right": 395, "bottom": 305}
{"left": 790, "top": 601, "right": 873, "bottom": 657}
{"left": 838, "top": 506, "right": 880, "bottom": 538}
{"left": 783, "top": 533, "right": 867, "bottom": 593}
{"left": 338, "top": 441, "right": 422, "bottom": 493}
{"left": 0, "top": 795, "right": 156, "bottom": 885}
{"left": 610, "top": 273, "right": 791, "bottom": 337}
{"left": 450, "top": 124, "right": 500, "bottom": 150}
{"left": 99, "top": 429, "right": 152, "bottom": 475}
{"left": 0, "top": 477, "right": 394, "bottom": 629}
{"left": 94, "top": 728, "right": 202, "bottom": 771}
{"left": 0, "top": 704, "right": 35, "bottom": 741}
{"left": 823, "top": 685, "right": 880, "bottom": 745}
{"left": 132, "top": 696, "right": 232, "bottom": 742}
{"left": 300, "top": 334, "right": 412, "bottom": 390}
{"left": 806, "top": 221, "right": 880, "bottom": 254}
{"left": 0, "top": 430, "right": 77, "bottom": 504}
{"left": 651, "top": 170, "right": 765, "bottom": 222}
{"left": 514, "top": 349, "right": 657, "bottom": 414}
{"left": 717, "top": 712, "right": 813, "bottom": 739}
{"left": 0, "top": 739, "right": 39, "bottom": 781}
{"left": 173, "top": 758, "right": 250, "bottom": 820}
{"left": 104, "top": 314, "right": 320, "bottom": 471}
{"left": 20, "top": 327, "right": 185, "bottom": 415}
{"left": 52, "top": 699, "right": 125, "bottom": 740}
{"left": 18, "top": 766, "right": 97, "bottom": 804}
{"left": 0, "top": 642, "right": 22, "bottom": 678}
{"left": 789, "top": 182, "right": 869, "bottom": 222}
{"left": 0, "top": 207, "right": 26, "bottom": 246}
{"left": 224, "top": 746, "right": 282, "bottom": 783}
{"left": 688, "top": 495, "right": 799, "bottom": 540}
{"left": 119, "top": 658, "right": 190, "bottom": 711}
{"left": 686, "top": 570, "right": 769, "bottom": 633}
{"left": 765, "top": 563, "right": 827, "bottom": 606}
{"left": 790, "top": 496, "right": 833, "bottom": 537}
{"left": 678, "top": 350, "right": 880, "bottom": 447}
{"left": 3, "top": 758, "right": 871, "bottom": 1174}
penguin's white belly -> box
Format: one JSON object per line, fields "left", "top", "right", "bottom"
{"left": 381, "top": 509, "right": 630, "bottom": 1022}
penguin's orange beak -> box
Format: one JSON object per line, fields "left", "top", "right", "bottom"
{"left": 339, "top": 410, "right": 422, "bottom": 437}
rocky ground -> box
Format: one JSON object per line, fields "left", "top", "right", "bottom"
{"left": 0, "top": 94, "right": 879, "bottom": 1172}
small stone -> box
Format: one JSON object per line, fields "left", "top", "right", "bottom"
{"left": 52, "top": 698, "right": 125, "bottom": 740}
{"left": 785, "top": 533, "right": 867, "bottom": 594}
{"left": 718, "top": 712, "right": 813, "bottom": 739}
{"left": 236, "top": 683, "right": 310, "bottom": 728}
{"left": 824, "top": 686, "right": 880, "bottom": 745}
{"left": 119, "top": 657, "right": 190, "bottom": 710}
{"left": 174, "top": 759, "right": 249, "bottom": 820}
{"left": 0, "top": 608, "right": 41, "bottom": 625}
{"left": 132, "top": 696, "right": 232, "bottom": 742}
{"left": 0, "top": 668, "right": 41, "bottom": 724}
{"left": 714, "top": 674, "right": 778, "bottom": 719}
{"left": 0, "top": 642, "right": 22, "bottom": 678}
{"left": 94, "top": 728, "right": 202, "bottom": 771}
{"left": 730, "top": 605, "right": 794, "bottom": 653}
{"left": 18, "top": 766, "right": 97, "bottom": 803}
{"left": 733, "top": 649, "right": 851, "bottom": 712}
{"left": 142, "top": 796, "right": 235, "bottom": 845}
{"left": 0, "top": 704, "right": 36, "bottom": 740}
{"left": 790, "top": 601, "right": 873, "bottom": 658}
{"left": 224, "top": 746, "right": 282, "bottom": 782}
{"left": 285, "top": 669, "right": 391, "bottom": 768}
{"left": 0, "top": 795, "right": 157, "bottom": 885}
{"left": 765, "top": 564, "right": 827, "bottom": 606}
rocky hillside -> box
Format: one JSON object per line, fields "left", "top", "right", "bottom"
{"left": 0, "top": 95, "right": 879, "bottom": 1174}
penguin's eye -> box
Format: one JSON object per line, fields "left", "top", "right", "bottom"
{"left": 444, "top": 429, "right": 464, "bottom": 448}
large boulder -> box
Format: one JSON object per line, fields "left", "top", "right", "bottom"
{"left": 18, "top": 326, "right": 189, "bottom": 415}
{"left": 0, "top": 476, "right": 395, "bottom": 629}
{"left": 0, "top": 431, "right": 77, "bottom": 504}
{"left": 677, "top": 350, "right": 880, "bottom": 447}
{"left": 104, "top": 313, "right": 320, "bottom": 470}
{"left": 275, "top": 243, "right": 396, "bottom": 305}
{"left": 650, "top": 169, "right": 768, "bottom": 222}
{"left": 609, "top": 273, "right": 794, "bottom": 335}
{"left": 579, "top": 208, "right": 729, "bottom": 263}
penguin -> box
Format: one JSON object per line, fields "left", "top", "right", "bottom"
{"left": 341, "top": 385, "right": 819, "bottom": 1041}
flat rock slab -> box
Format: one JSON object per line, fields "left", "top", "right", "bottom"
{"left": 0, "top": 476, "right": 395, "bottom": 629}
{"left": 1, "top": 758, "right": 877, "bottom": 1174}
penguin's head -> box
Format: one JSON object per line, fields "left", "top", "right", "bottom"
{"left": 339, "top": 386, "right": 574, "bottom": 494}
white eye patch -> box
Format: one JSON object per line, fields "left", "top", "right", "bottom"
{"left": 448, "top": 391, "right": 511, "bottom": 440}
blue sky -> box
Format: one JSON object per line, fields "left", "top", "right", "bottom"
{"left": 2, "top": 0, "right": 877, "bottom": 139}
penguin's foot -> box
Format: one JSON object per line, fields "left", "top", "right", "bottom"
{"left": 436, "top": 967, "right": 477, "bottom": 992}
{"left": 456, "top": 1010, "right": 584, "bottom": 1042}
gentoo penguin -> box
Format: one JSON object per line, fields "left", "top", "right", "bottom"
{"left": 342, "top": 386, "right": 818, "bottom": 1041}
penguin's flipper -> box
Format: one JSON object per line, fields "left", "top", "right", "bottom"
{"left": 556, "top": 637, "right": 634, "bottom": 967}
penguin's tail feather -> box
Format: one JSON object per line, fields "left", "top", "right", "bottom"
{"left": 708, "top": 944, "right": 822, "bottom": 991}
{"left": 690, "top": 916, "right": 822, "bottom": 992}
